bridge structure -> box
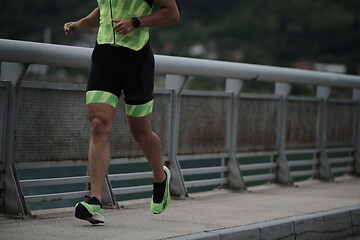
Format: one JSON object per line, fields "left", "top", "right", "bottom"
{"left": 0, "top": 38, "right": 360, "bottom": 239}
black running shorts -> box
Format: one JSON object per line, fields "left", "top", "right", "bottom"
{"left": 86, "top": 41, "right": 155, "bottom": 117}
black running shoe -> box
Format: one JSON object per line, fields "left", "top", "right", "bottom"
{"left": 75, "top": 196, "right": 104, "bottom": 224}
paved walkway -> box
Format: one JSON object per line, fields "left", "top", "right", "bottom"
{"left": 1, "top": 176, "right": 360, "bottom": 240}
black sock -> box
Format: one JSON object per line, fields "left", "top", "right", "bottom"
{"left": 86, "top": 196, "right": 102, "bottom": 207}
{"left": 153, "top": 178, "right": 166, "bottom": 203}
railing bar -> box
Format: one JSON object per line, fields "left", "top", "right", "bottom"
{"left": 177, "top": 153, "right": 229, "bottom": 161}
{"left": 290, "top": 170, "right": 316, "bottom": 178}
{"left": 20, "top": 81, "right": 86, "bottom": 91}
{"left": 240, "top": 162, "right": 277, "bottom": 171}
{"left": 326, "top": 148, "right": 354, "bottom": 153}
{"left": 239, "top": 93, "right": 281, "bottom": 100}
{"left": 285, "top": 149, "right": 320, "bottom": 154}
{"left": 328, "top": 157, "right": 354, "bottom": 165}
{"left": 185, "top": 178, "right": 228, "bottom": 188}
{"left": 0, "top": 181, "right": 4, "bottom": 189}
{"left": 20, "top": 176, "right": 89, "bottom": 187}
{"left": 108, "top": 172, "right": 153, "bottom": 181}
{"left": 15, "top": 156, "right": 170, "bottom": 169}
{"left": 288, "top": 160, "right": 317, "bottom": 167}
{"left": 182, "top": 89, "right": 232, "bottom": 97}
{"left": 181, "top": 166, "right": 228, "bottom": 176}
{"left": 16, "top": 161, "right": 88, "bottom": 169}
{"left": 243, "top": 174, "right": 276, "bottom": 183}
{"left": 112, "top": 185, "right": 153, "bottom": 195}
{"left": 287, "top": 96, "right": 322, "bottom": 102}
{"left": 328, "top": 99, "right": 357, "bottom": 104}
{"left": 111, "top": 157, "right": 153, "bottom": 165}
{"left": 1, "top": 39, "right": 360, "bottom": 88}
{"left": 331, "top": 166, "right": 353, "bottom": 174}
{"left": 328, "top": 157, "right": 354, "bottom": 164}
{"left": 236, "top": 151, "right": 278, "bottom": 158}
{"left": 24, "top": 190, "right": 90, "bottom": 203}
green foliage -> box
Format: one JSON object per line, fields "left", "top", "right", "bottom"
{"left": 1, "top": 0, "right": 358, "bottom": 68}
{"left": 1, "top": 0, "right": 96, "bottom": 43}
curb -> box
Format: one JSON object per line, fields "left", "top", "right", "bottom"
{"left": 166, "top": 205, "right": 360, "bottom": 240}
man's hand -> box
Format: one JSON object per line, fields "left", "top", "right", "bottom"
{"left": 112, "top": 19, "right": 135, "bottom": 35}
{"left": 63, "top": 22, "right": 81, "bottom": 36}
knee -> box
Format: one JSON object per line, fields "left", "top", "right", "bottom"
{"left": 90, "top": 117, "right": 112, "bottom": 140}
{"left": 131, "top": 128, "right": 151, "bottom": 146}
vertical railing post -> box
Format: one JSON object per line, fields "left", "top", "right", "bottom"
{"left": 353, "top": 89, "right": 360, "bottom": 176}
{"left": 100, "top": 175, "right": 117, "bottom": 208}
{"left": 165, "top": 74, "right": 188, "bottom": 198}
{"left": 274, "top": 83, "right": 293, "bottom": 185}
{"left": 225, "top": 78, "right": 246, "bottom": 190}
{"left": 316, "top": 86, "right": 333, "bottom": 181}
{"left": 1, "top": 62, "right": 30, "bottom": 217}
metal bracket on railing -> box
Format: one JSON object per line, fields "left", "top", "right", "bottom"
{"left": 101, "top": 175, "right": 118, "bottom": 208}
{"left": 165, "top": 74, "right": 188, "bottom": 198}
{"left": 316, "top": 86, "right": 334, "bottom": 181}
{"left": 1, "top": 62, "right": 30, "bottom": 217}
{"left": 353, "top": 90, "right": 360, "bottom": 176}
{"left": 225, "top": 78, "right": 246, "bottom": 190}
{"left": 274, "top": 83, "right": 293, "bottom": 185}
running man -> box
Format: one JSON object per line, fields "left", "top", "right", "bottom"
{"left": 64, "top": 0, "right": 179, "bottom": 224}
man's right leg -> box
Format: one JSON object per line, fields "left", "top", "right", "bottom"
{"left": 75, "top": 101, "right": 115, "bottom": 224}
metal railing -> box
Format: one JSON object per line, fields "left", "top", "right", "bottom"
{"left": 0, "top": 38, "right": 359, "bottom": 217}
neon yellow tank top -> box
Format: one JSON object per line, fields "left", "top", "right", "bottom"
{"left": 96, "top": 0, "right": 153, "bottom": 50}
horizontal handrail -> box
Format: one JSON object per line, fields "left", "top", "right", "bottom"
{"left": 20, "top": 176, "right": 89, "bottom": 187}
{"left": 1, "top": 38, "right": 360, "bottom": 88}
{"left": 185, "top": 178, "right": 228, "bottom": 188}
{"left": 25, "top": 190, "right": 90, "bottom": 203}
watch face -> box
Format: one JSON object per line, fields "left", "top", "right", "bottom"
{"left": 132, "top": 18, "right": 141, "bottom": 28}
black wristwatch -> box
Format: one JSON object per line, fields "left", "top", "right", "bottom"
{"left": 132, "top": 17, "right": 141, "bottom": 28}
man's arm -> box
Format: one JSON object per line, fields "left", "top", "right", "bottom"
{"left": 113, "top": 0, "right": 180, "bottom": 35}
{"left": 64, "top": 8, "right": 100, "bottom": 36}
{"left": 139, "top": 0, "right": 180, "bottom": 27}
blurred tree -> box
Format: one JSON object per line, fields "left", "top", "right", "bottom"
{"left": 1, "top": 0, "right": 359, "bottom": 81}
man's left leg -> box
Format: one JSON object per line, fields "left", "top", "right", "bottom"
{"left": 127, "top": 113, "right": 171, "bottom": 214}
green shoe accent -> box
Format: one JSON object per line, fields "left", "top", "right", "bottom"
{"left": 151, "top": 166, "right": 171, "bottom": 214}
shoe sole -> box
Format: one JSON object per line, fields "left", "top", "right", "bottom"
{"left": 75, "top": 203, "right": 105, "bottom": 224}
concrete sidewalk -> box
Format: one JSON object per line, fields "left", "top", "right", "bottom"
{"left": 1, "top": 176, "right": 360, "bottom": 240}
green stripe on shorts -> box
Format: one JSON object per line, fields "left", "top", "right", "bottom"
{"left": 125, "top": 100, "right": 154, "bottom": 117}
{"left": 86, "top": 90, "right": 119, "bottom": 108}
